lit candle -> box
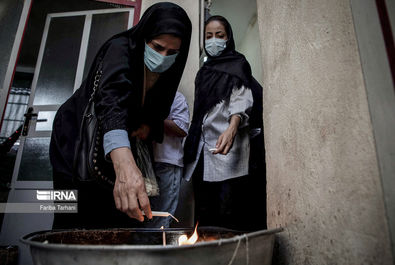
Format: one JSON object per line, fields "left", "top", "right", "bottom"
{"left": 160, "top": 226, "right": 166, "bottom": 246}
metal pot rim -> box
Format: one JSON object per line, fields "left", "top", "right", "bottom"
{"left": 20, "top": 227, "right": 283, "bottom": 251}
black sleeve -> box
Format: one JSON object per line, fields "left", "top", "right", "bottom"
{"left": 140, "top": 79, "right": 177, "bottom": 143}
{"left": 141, "top": 103, "right": 165, "bottom": 143}
{"left": 95, "top": 37, "right": 142, "bottom": 134}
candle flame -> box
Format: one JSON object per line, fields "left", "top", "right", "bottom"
{"left": 178, "top": 223, "right": 198, "bottom": 245}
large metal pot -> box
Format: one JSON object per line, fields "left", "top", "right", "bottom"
{"left": 21, "top": 227, "right": 282, "bottom": 265}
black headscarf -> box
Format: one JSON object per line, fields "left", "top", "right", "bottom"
{"left": 184, "top": 15, "right": 262, "bottom": 163}
{"left": 93, "top": 2, "right": 192, "bottom": 137}
{"left": 50, "top": 2, "right": 192, "bottom": 179}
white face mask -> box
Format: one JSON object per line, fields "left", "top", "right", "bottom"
{"left": 144, "top": 43, "right": 178, "bottom": 73}
{"left": 205, "top": 37, "right": 227, "bottom": 57}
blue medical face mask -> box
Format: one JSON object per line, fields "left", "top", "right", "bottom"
{"left": 144, "top": 43, "right": 178, "bottom": 73}
{"left": 205, "top": 37, "right": 227, "bottom": 57}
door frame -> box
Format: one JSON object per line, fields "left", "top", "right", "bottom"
{"left": 0, "top": 5, "right": 140, "bottom": 265}
{"left": 0, "top": 0, "right": 33, "bottom": 133}
{"left": 0, "top": 0, "right": 142, "bottom": 133}
{"left": 10, "top": 8, "right": 135, "bottom": 190}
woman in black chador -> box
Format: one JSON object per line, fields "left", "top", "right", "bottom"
{"left": 184, "top": 15, "right": 266, "bottom": 231}
{"left": 50, "top": 2, "right": 191, "bottom": 229}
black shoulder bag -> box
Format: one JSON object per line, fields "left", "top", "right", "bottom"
{"left": 73, "top": 62, "right": 159, "bottom": 196}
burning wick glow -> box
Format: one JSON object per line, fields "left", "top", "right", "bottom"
{"left": 161, "top": 226, "right": 166, "bottom": 246}
{"left": 178, "top": 223, "right": 198, "bottom": 246}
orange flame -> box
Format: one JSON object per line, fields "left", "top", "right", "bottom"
{"left": 178, "top": 223, "right": 198, "bottom": 245}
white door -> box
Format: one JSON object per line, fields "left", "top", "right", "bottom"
{"left": 0, "top": 8, "right": 135, "bottom": 265}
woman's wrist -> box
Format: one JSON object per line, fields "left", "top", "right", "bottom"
{"left": 228, "top": 114, "right": 241, "bottom": 131}
{"left": 110, "top": 147, "right": 139, "bottom": 175}
{"left": 110, "top": 147, "right": 132, "bottom": 162}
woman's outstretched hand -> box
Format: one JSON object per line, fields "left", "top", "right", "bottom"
{"left": 213, "top": 115, "right": 241, "bottom": 155}
{"left": 110, "top": 147, "right": 152, "bottom": 221}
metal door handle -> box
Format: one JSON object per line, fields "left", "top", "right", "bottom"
{"left": 22, "top": 107, "right": 38, "bottom": 136}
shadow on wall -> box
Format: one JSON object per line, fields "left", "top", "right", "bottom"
{"left": 272, "top": 232, "right": 290, "bottom": 265}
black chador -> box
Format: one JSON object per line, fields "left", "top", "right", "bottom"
{"left": 184, "top": 15, "right": 266, "bottom": 231}
{"left": 49, "top": 2, "right": 192, "bottom": 229}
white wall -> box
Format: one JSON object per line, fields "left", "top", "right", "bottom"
{"left": 210, "top": 0, "right": 263, "bottom": 84}
{"left": 256, "top": 0, "right": 394, "bottom": 264}
{"left": 238, "top": 12, "right": 263, "bottom": 85}
{"left": 350, "top": 0, "right": 395, "bottom": 258}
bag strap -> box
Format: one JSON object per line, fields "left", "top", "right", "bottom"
{"left": 73, "top": 60, "right": 103, "bottom": 179}
{"left": 89, "top": 61, "right": 103, "bottom": 103}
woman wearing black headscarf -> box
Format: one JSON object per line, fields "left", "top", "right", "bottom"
{"left": 50, "top": 2, "right": 191, "bottom": 228}
{"left": 184, "top": 15, "right": 266, "bottom": 231}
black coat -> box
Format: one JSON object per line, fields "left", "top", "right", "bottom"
{"left": 50, "top": 2, "right": 192, "bottom": 184}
